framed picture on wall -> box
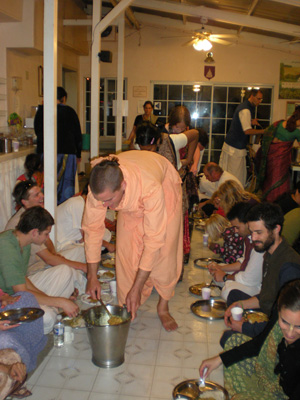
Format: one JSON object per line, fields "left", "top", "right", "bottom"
{"left": 286, "top": 101, "right": 300, "bottom": 118}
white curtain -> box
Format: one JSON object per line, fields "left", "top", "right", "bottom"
{"left": 0, "top": 156, "right": 26, "bottom": 231}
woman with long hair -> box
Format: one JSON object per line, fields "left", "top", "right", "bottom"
{"left": 216, "top": 180, "right": 260, "bottom": 215}
{"left": 199, "top": 279, "right": 300, "bottom": 400}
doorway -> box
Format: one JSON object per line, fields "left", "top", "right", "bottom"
{"left": 62, "top": 67, "right": 78, "bottom": 112}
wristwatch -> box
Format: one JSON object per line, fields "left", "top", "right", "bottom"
{"left": 223, "top": 273, "right": 229, "bottom": 282}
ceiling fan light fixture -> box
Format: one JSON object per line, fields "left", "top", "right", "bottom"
{"left": 193, "top": 38, "right": 212, "bottom": 51}
{"left": 193, "top": 39, "right": 203, "bottom": 51}
{"left": 202, "top": 39, "right": 213, "bottom": 51}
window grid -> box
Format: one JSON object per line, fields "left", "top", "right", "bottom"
{"left": 85, "top": 77, "right": 127, "bottom": 138}
{"left": 152, "top": 82, "right": 273, "bottom": 167}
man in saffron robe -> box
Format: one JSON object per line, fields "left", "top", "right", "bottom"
{"left": 82, "top": 151, "right": 183, "bottom": 331}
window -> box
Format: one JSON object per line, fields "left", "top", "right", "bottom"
{"left": 152, "top": 83, "right": 273, "bottom": 168}
{"left": 85, "top": 77, "right": 127, "bottom": 137}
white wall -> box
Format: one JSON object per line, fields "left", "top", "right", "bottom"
{"left": 80, "top": 23, "right": 300, "bottom": 136}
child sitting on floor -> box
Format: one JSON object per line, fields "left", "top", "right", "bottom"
{"left": 205, "top": 214, "right": 244, "bottom": 264}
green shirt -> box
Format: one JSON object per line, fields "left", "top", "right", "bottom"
{"left": 282, "top": 207, "right": 300, "bottom": 246}
{"left": 0, "top": 230, "right": 31, "bottom": 295}
{"left": 275, "top": 121, "right": 300, "bottom": 142}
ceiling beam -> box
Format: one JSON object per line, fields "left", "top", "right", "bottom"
{"left": 238, "top": 0, "right": 259, "bottom": 35}
{"left": 180, "top": 0, "right": 187, "bottom": 25}
{"left": 133, "top": 0, "right": 300, "bottom": 38}
{"left": 135, "top": 13, "right": 300, "bottom": 56}
{"left": 96, "top": 0, "right": 134, "bottom": 33}
{"left": 110, "top": 0, "right": 140, "bottom": 29}
{"left": 109, "top": 0, "right": 134, "bottom": 28}
{"left": 266, "top": 0, "right": 300, "bottom": 7}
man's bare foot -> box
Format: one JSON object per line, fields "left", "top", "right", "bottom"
{"left": 157, "top": 296, "right": 178, "bottom": 331}
{"left": 158, "top": 311, "right": 178, "bottom": 331}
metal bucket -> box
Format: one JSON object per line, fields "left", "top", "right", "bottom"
{"left": 82, "top": 305, "right": 131, "bottom": 368}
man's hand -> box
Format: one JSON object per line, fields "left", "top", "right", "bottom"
{"left": 86, "top": 276, "right": 101, "bottom": 300}
{"left": 224, "top": 302, "right": 242, "bottom": 327}
{"left": 251, "top": 118, "right": 260, "bottom": 126}
{"left": 0, "top": 294, "right": 20, "bottom": 308}
{"left": 225, "top": 316, "right": 243, "bottom": 333}
{"left": 211, "top": 268, "right": 226, "bottom": 283}
{"left": 60, "top": 298, "right": 79, "bottom": 317}
{"left": 208, "top": 262, "right": 222, "bottom": 274}
{"left": 0, "top": 320, "right": 20, "bottom": 330}
{"left": 126, "top": 286, "right": 142, "bottom": 320}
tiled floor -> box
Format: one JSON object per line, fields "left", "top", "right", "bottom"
{"left": 27, "top": 228, "right": 225, "bottom": 400}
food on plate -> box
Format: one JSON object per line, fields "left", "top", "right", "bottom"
{"left": 102, "top": 271, "right": 114, "bottom": 279}
{"left": 245, "top": 312, "right": 268, "bottom": 324}
{"left": 88, "top": 296, "right": 99, "bottom": 304}
{"left": 102, "top": 260, "right": 115, "bottom": 269}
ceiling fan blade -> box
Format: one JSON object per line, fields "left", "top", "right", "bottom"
{"left": 160, "top": 35, "right": 195, "bottom": 39}
{"left": 182, "top": 38, "right": 198, "bottom": 47}
{"left": 210, "top": 33, "right": 238, "bottom": 39}
{"left": 279, "top": 38, "right": 300, "bottom": 44}
{"left": 210, "top": 37, "right": 232, "bottom": 45}
{"left": 287, "top": 39, "right": 300, "bottom": 44}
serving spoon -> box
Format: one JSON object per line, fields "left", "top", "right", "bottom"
{"left": 99, "top": 297, "right": 123, "bottom": 325}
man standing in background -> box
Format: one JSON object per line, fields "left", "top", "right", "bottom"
{"left": 219, "top": 89, "right": 265, "bottom": 186}
{"left": 34, "top": 86, "right": 82, "bottom": 204}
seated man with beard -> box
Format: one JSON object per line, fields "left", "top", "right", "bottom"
{"left": 221, "top": 203, "right": 300, "bottom": 345}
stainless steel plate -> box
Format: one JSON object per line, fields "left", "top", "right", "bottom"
{"left": 189, "top": 283, "right": 222, "bottom": 298}
{"left": 191, "top": 299, "right": 226, "bottom": 320}
{"left": 0, "top": 308, "right": 44, "bottom": 325}
{"left": 194, "top": 258, "right": 222, "bottom": 269}
{"left": 173, "top": 379, "right": 229, "bottom": 400}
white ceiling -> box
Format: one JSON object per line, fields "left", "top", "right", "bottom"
{"left": 79, "top": 0, "right": 300, "bottom": 54}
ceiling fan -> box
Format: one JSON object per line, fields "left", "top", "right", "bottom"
{"left": 182, "top": 26, "right": 237, "bottom": 50}
{"left": 160, "top": 18, "right": 238, "bottom": 51}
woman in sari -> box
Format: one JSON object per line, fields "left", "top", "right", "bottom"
{"left": 256, "top": 107, "right": 300, "bottom": 202}
{"left": 199, "top": 279, "right": 300, "bottom": 400}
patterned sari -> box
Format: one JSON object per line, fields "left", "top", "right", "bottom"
{"left": 255, "top": 120, "right": 293, "bottom": 202}
{"left": 224, "top": 322, "right": 288, "bottom": 400}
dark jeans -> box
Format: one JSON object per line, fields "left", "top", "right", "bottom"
{"left": 220, "top": 290, "right": 252, "bottom": 348}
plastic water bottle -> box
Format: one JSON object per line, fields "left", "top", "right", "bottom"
{"left": 53, "top": 315, "right": 64, "bottom": 347}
